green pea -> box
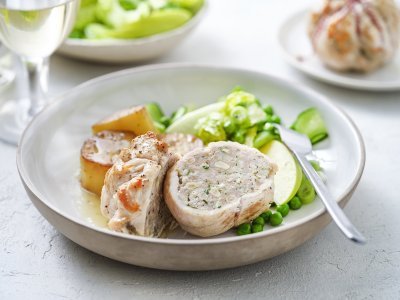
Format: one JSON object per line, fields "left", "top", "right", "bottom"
{"left": 289, "top": 196, "right": 302, "bottom": 210}
{"left": 263, "top": 123, "right": 280, "bottom": 137}
{"left": 232, "top": 130, "right": 245, "bottom": 144}
{"left": 277, "top": 204, "right": 289, "bottom": 217}
{"left": 271, "top": 115, "right": 281, "bottom": 124}
{"left": 253, "top": 131, "right": 276, "bottom": 148}
{"left": 223, "top": 119, "right": 236, "bottom": 135}
{"left": 263, "top": 123, "right": 275, "bottom": 132}
{"left": 262, "top": 104, "right": 274, "bottom": 115}
{"left": 253, "top": 216, "right": 265, "bottom": 226}
{"left": 260, "top": 210, "right": 272, "bottom": 223}
{"left": 297, "top": 175, "right": 316, "bottom": 204}
{"left": 270, "top": 212, "right": 283, "bottom": 226}
{"left": 256, "top": 121, "right": 266, "bottom": 132}
{"left": 236, "top": 223, "right": 251, "bottom": 235}
{"left": 251, "top": 223, "right": 264, "bottom": 233}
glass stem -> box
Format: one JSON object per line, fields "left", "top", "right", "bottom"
{"left": 21, "top": 56, "right": 49, "bottom": 118}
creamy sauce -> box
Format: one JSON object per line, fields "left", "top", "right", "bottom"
{"left": 82, "top": 132, "right": 132, "bottom": 165}
{"left": 78, "top": 189, "right": 108, "bottom": 229}
{"left": 78, "top": 188, "right": 179, "bottom": 237}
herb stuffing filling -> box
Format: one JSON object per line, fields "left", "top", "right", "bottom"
{"left": 176, "top": 143, "right": 273, "bottom": 210}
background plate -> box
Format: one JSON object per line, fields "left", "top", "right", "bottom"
{"left": 17, "top": 64, "right": 365, "bottom": 270}
{"left": 278, "top": 9, "right": 400, "bottom": 91}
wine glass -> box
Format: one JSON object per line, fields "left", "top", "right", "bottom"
{"left": 0, "top": 0, "right": 79, "bottom": 145}
{"left": 0, "top": 42, "right": 14, "bottom": 91}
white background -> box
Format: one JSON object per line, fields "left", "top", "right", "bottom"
{"left": 1, "top": 0, "right": 399, "bottom": 299}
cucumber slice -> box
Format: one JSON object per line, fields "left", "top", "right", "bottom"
{"left": 166, "top": 102, "right": 224, "bottom": 134}
{"left": 146, "top": 102, "right": 165, "bottom": 122}
{"left": 74, "top": 4, "right": 97, "bottom": 31}
{"left": 114, "top": 8, "right": 192, "bottom": 39}
{"left": 169, "top": 0, "right": 204, "bottom": 13}
{"left": 260, "top": 140, "right": 302, "bottom": 205}
{"left": 291, "top": 108, "right": 328, "bottom": 145}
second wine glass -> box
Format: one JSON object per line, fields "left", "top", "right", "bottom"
{"left": 0, "top": 0, "right": 79, "bottom": 145}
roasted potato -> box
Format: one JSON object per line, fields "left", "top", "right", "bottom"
{"left": 92, "top": 105, "right": 157, "bottom": 135}
{"left": 80, "top": 130, "right": 135, "bottom": 196}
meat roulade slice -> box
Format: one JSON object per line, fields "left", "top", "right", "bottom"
{"left": 164, "top": 141, "right": 277, "bottom": 237}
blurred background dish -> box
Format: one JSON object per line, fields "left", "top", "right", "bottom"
{"left": 309, "top": 0, "right": 400, "bottom": 74}
{"left": 57, "top": 0, "right": 207, "bottom": 64}
{"left": 278, "top": 9, "right": 400, "bottom": 91}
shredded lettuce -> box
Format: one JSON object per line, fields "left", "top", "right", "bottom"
{"left": 195, "top": 112, "right": 227, "bottom": 144}
{"left": 194, "top": 89, "right": 268, "bottom": 145}
{"left": 190, "top": 88, "right": 329, "bottom": 148}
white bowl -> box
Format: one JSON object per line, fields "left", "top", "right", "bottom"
{"left": 17, "top": 64, "right": 365, "bottom": 270}
{"left": 57, "top": 3, "right": 207, "bottom": 64}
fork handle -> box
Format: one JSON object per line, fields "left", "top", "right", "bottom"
{"left": 293, "top": 153, "right": 366, "bottom": 244}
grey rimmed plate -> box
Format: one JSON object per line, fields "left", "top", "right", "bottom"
{"left": 17, "top": 64, "right": 365, "bottom": 271}
{"left": 278, "top": 9, "right": 400, "bottom": 91}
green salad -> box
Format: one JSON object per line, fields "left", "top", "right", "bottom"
{"left": 70, "top": 0, "right": 204, "bottom": 39}
{"left": 146, "top": 87, "right": 329, "bottom": 236}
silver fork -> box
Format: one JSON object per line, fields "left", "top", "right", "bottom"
{"left": 273, "top": 124, "right": 366, "bottom": 244}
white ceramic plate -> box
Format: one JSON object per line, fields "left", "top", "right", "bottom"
{"left": 17, "top": 64, "right": 365, "bottom": 270}
{"left": 278, "top": 9, "right": 400, "bottom": 91}
{"left": 57, "top": 3, "right": 207, "bottom": 64}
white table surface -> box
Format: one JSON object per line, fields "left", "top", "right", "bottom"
{"left": 1, "top": 0, "right": 400, "bottom": 299}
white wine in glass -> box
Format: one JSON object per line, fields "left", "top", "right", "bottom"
{"left": 0, "top": 0, "right": 79, "bottom": 145}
